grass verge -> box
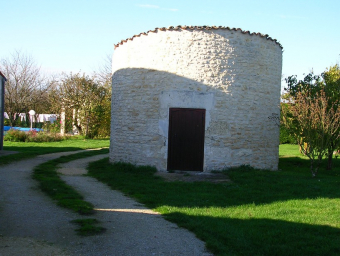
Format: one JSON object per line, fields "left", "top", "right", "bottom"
{"left": 87, "top": 145, "right": 340, "bottom": 255}
{"left": 70, "top": 219, "right": 106, "bottom": 236}
{"left": 1, "top": 138, "right": 109, "bottom": 165}
{"left": 32, "top": 148, "right": 109, "bottom": 235}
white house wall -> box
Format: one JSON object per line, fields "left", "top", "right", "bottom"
{"left": 110, "top": 27, "right": 282, "bottom": 171}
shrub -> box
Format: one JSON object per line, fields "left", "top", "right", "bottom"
{"left": 27, "top": 131, "right": 65, "bottom": 142}
{"left": 4, "top": 129, "right": 27, "bottom": 142}
{"left": 4, "top": 129, "right": 66, "bottom": 142}
{"left": 42, "top": 120, "right": 61, "bottom": 134}
{"left": 280, "top": 125, "right": 297, "bottom": 144}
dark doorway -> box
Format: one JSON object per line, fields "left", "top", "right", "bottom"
{"left": 167, "top": 108, "right": 205, "bottom": 171}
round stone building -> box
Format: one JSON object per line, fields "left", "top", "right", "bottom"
{"left": 110, "top": 26, "right": 282, "bottom": 172}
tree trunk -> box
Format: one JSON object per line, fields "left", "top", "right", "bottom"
{"left": 327, "top": 141, "right": 335, "bottom": 170}
{"left": 60, "top": 108, "right": 65, "bottom": 135}
{"left": 310, "top": 159, "right": 316, "bottom": 177}
{"left": 327, "top": 150, "right": 333, "bottom": 170}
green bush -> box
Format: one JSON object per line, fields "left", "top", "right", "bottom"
{"left": 26, "top": 130, "right": 65, "bottom": 142}
{"left": 42, "top": 121, "right": 61, "bottom": 134}
{"left": 34, "top": 122, "right": 44, "bottom": 129}
{"left": 280, "top": 125, "right": 297, "bottom": 144}
{"left": 4, "top": 129, "right": 27, "bottom": 142}
{"left": 4, "top": 129, "right": 66, "bottom": 142}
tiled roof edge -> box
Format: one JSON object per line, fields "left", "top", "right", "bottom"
{"left": 114, "top": 25, "right": 283, "bottom": 49}
{"left": 0, "top": 71, "right": 7, "bottom": 81}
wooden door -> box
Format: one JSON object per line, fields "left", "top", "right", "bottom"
{"left": 167, "top": 108, "right": 205, "bottom": 171}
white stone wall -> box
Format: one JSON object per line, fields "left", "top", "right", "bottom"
{"left": 110, "top": 28, "right": 282, "bottom": 171}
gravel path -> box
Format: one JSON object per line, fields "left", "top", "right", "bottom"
{"left": 0, "top": 151, "right": 212, "bottom": 256}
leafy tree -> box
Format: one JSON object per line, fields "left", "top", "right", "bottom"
{"left": 282, "top": 89, "right": 340, "bottom": 176}
{"left": 50, "top": 73, "right": 110, "bottom": 137}
{"left": 279, "top": 103, "right": 296, "bottom": 144}
{"left": 91, "top": 54, "right": 112, "bottom": 137}
{"left": 283, "top": 64, "right": 340, "bottom": 170}
{"left": 321, "top": 65, "right": 340, "bottom": 169}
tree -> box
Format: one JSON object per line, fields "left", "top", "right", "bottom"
{"left": 283, "top": 64, "right": 340, "bottom": 170}
{"left": 281, "top": 89, "right": 340, "bottom": 176}
{"left": 321, "top": 65, "right": 340, "bottom": 169}
{"left": 92, "top": 54, "right": 112, "bottom": 137}
{"left": 0, "top": 51, "right": 51, "bottom": 126}
{"left": 50, "top": 72, "right": 110, "bottom": 137}
{"left": 94, "top": 54, "right": 112, "bottom": 86}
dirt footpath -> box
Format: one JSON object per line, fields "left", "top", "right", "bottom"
{"left": 0, "top": 151, "right": 213, "bottom": 256}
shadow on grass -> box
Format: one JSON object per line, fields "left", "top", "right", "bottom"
{"left": 164, "top": 212, "right": 340, "bottom": 256}
{"left": 1, "top": 138, "right": 109, "bottom": 165}
{"left": 279, "top": 155, "right": 340, "bottom": 175}
{"left": 88, "top": 158, "right": 340, "bottom": 255}
{"left": 88, "top": 159, "right": 340, "bottom": 209}
{"left": 0, "top": 147, "right": 86, "bottom": 165}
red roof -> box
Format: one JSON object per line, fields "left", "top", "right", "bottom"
{"left": 114, "top": 25, "right": 283, "bottom": 49}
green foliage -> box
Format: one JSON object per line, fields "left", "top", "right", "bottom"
{"left": 26, "top": 130, "right": 65, "bottom": 142}
{"left": 50, "top": 72, "right": 111, "bottom": 138}
{"left": 283, "top": 64, "right": 340, "bottom": 171}
{"left": 280, "top": 125, "right": 296, "bottom": 144}
{"left": 4, "top": 129, "right": 65, "bottom": 142}
{"left": 322, "top": 64, "right": 340, "bottom": 103}
{"left": 282, "top": 89, "right": 340, "bottom": 176}
{"left": 284, "top": 72, "right": 323, "bottom": 97}
{"left": 42, "top": 120, "right": 61, "bottom": 134}
{"left": 4, "top": 119, "right": 10, "bottom": 126}
{"left": 87, "top": 103, "right": 111, "bottom": 138}
{"left": 71, "top": 219, "right": 106, "bottom": 236}
{"left": 279, "top": 105, "right": 296, "bottom": 144}
{"left": 4, "top": 129, "right": 27, "bottom": 142}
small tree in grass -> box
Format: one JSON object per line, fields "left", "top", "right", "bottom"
{"left": 284, "top": 64, "right": 340, "bottom": 170}
{"left": 282, "top": 89, "right": 340, "bottom": 176}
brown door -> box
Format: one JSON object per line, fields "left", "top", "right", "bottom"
{"left": 167, "top": 108, "right": 205, "bottom": 171}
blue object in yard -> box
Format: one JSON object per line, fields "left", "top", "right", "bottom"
{"left": 3, "top": 126, "right": 43, "bottom": 134}
{"left": 10, "top": 127, "right": 43, "bottom": 132}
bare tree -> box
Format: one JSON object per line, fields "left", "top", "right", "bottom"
{"left": 94, "top": 54, "right": 112, "bottom": 86}
{"left": 0, "top": 51, "right": 51, "bottom": 126}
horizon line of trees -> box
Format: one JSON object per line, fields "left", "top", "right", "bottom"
{"left": 0, "top": 50, "right": 112, "bottom": 138}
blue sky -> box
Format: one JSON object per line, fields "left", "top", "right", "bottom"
{"left": 1, "top": 0, "right": 339, "bottom": 89}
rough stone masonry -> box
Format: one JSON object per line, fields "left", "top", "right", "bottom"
{"left": 110, "top": 26, "right": 283, "bottom": 172}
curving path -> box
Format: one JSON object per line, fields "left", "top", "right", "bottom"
{"left": 0, "top": 150, "right": 212, "bottom": 256}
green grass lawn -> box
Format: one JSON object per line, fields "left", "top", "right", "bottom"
{"left": 88, "top": 144, "right": 340, "bottom": 256}
{"left": 0, "top": 138, "right": 110, "bottom": 165}
{"left": 279, "top": 144, "right": 306, "bottom": 157}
